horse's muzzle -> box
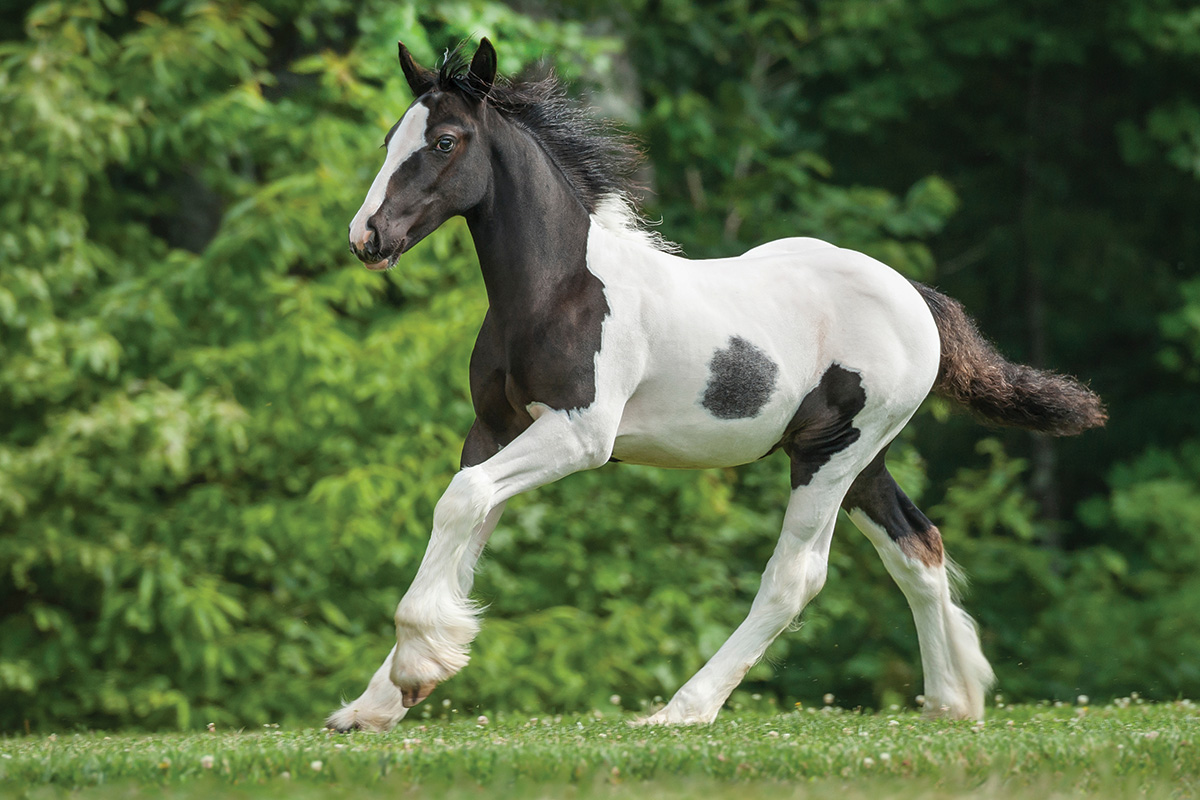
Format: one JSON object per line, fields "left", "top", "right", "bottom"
{"left": 348, "top": 227, "right": 399, "bottom": 271}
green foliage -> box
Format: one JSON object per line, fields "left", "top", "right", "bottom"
{"left": 0, "top": 0, "right": 581, "bottom": 731}
{"left": 2, "top": 0, "right": 1199, "bottom": 733}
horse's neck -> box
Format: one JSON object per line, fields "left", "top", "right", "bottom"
{"left": 465, "top": 124, "right": 592, "bottom": 320}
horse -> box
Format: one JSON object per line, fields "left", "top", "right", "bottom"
{"left": 327, "top": 38, "right": 1106, "bottom": 732}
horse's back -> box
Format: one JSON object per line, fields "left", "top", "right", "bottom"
{"left": 742, "top": 236, "right": 838, "bottom": 259}
{"left": 634, "top": 237, "right": 939, "bottom": 387}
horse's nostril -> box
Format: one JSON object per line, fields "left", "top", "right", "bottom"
{"left": 350, "top": 222, "right": 383, "bottom": 262}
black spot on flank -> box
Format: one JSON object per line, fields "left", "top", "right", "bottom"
{"left": 767, "top": 364, "right": 867, "bottom": 489}
{"left": 701, "top": 337, "right": 780, "bottom": 420}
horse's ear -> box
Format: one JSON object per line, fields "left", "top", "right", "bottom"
{"left": 398, "top": 41, "right": 435, "bottom": 96}
{"left": 468, "top": 37, "right": 497, "bottom": 91}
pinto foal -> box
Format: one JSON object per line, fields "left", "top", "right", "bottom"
{"left": 328, "top": 39, "right": 1105, "bottom": 731}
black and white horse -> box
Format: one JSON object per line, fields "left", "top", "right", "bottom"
{"left": 328, "top": 39, "right": 1105, "bottom": 731}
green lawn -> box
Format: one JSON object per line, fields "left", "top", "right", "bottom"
{"left": 2, "top": 702, "right": 1196, "bottom": 798}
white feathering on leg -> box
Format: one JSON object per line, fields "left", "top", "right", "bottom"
{"left": 389, "top": 467, "right": 495, "bottom": 692}
{"left": 325, "top": 647, "right": 409, "bottom": 732}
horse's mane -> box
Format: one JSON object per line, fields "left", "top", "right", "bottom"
{"left": 435, "top": 46, "right": 678, "bottom": 252}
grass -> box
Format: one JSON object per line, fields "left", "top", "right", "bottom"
{"left": 1, "top": 701, "right": 1197, "bottom": 799}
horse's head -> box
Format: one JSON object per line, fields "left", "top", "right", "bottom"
{"left": 348, "top": 39, "right": 498, "bottom": 271}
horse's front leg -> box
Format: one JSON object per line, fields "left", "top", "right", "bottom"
{"left": 326, "top": 422, "right": 506, "bottom": 732}
{"left": 389, "top": 407, "right": 616, "bottom": 707}
{"left": 325, "top": 498, "right": 508, "bottom": 732}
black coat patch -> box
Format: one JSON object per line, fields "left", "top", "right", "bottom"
{"left": 701, "top": 337, "right": 780, "bottom": 419}
{"left": 842, "top": 448, "right": 944, "bottom": 566}
{"left": 463, "top": 119, "right": 609, "bottom": 435}
{"left": 770, "top": 364, "right": 867, "bottom": 488}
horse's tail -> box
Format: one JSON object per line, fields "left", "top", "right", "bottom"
{"left": 912, "top": 282, "right": 1107, "bottom": 436}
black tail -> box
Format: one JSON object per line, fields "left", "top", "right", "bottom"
{"left": 912, "top": 282, "right": 1107, "bottom": 436}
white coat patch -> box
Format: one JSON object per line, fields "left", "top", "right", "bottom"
{"left": 348, "top": 102, "right": 431, "bottom": 245}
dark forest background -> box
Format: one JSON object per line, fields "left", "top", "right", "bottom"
{"left": 2, "top": 0, "right": 1199, "bottom": 731}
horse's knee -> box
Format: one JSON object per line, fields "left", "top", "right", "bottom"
{"left": 432, "top": 466, "right": 495, "bottom": 533}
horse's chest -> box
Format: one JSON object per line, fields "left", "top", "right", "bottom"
{"left": 470, "top": 282, "right": 610, "bottom": 429}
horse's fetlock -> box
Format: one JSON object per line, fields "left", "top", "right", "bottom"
{"left": 643, "top": 692, "right": 720, "bottom": 726}
{"left": 390, "top": 626, "right": 470, "bottom": 691}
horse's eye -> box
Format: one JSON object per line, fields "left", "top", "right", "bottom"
{"left": 434, "top": 135, "right": 456, "bottom": 153}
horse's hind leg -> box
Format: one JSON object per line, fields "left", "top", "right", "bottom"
{"left": 642, "top": 467, "right": 854, "bottom": 725}
{"left": 841, "top": 451, "right": 995, "bottom": 719}
{"left": 325, "top": 645, "right": 408, "bottom": 732}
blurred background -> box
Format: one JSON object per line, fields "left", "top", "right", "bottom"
{"left": 2, "top": 0, "right": 1199, "bottom": 732}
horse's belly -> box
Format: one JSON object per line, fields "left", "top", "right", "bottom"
{"left": 610, "top": 403, "right": 789, "bottom": 469}
{"left": 610, "top": 434, "right": 772, "bottom": 469}
{"left": 605, "top": 314, "right": 811, "bottom": 469}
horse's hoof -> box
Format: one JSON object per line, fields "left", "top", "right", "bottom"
{"left": 632, "top": 707, "right": 715, "bottom": 726}
{"left": 401, "top": 683, "right": 437, "bottom": 708}
{"left": 324, "top": 704, "right": 398, "bottom": 733}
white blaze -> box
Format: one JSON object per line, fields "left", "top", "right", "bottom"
{"left": 349, "top": 102, "right": 431, "bottom": 245}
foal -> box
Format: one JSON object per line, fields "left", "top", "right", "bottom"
{"left": 327, "top": 39, "right": 1105, "bottom": 731}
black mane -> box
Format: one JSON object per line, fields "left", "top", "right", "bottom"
{"left": 434, "top": 46, "right": 644, "bottom": 215}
